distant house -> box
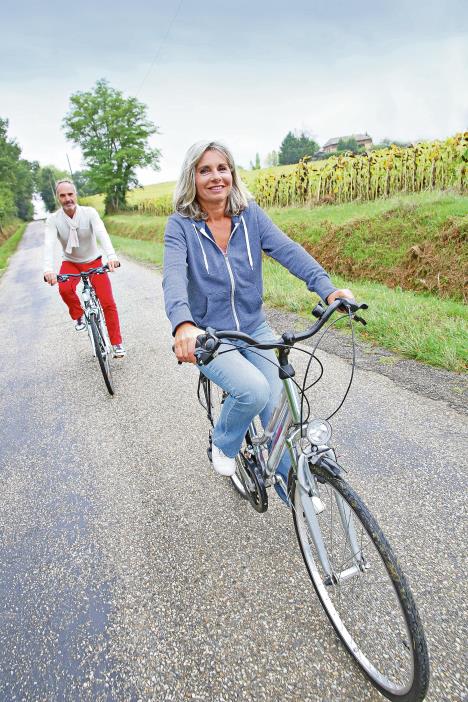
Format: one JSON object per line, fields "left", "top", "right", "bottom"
{"left": 322, "top": 133, "right": 373, "bottom": 153}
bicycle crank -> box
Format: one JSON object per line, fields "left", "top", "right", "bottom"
{"left": 238, "top": 453, "right": 268, "bottom": 513}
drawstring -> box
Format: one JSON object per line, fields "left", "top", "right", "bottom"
{"left": 192, "top": 223, "right": 209, "bottom": 273}
{"left": 192, "top": 216, "right": 253, "bottom": 272}
{"left": 241, "top": 215, "right": 253, "bottom": 269}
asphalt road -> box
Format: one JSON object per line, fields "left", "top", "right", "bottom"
{"left": 0, "top": 222, "right": 466, "bottom": 702}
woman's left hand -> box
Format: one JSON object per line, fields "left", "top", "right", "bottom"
{"left": 326, "top": 289, "right": 355, "bottom": 305}
{"left": 108, "top": 259, "right": 120, "bottom": 272}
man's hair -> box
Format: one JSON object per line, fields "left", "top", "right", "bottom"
{"left": 173, "top": 140, "right": 252, "bottom": 219}
{"left": 55, "top": 179, "right": 77, "bottom": 194}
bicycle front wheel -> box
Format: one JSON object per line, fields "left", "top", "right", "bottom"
{"left": 90, "top": 314, "right": 114, "bottom": 396}
{"left": 291, "top": 464, "right": 429, "bottom": 701}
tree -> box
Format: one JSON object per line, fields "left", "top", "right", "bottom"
{"left": 265, "top": 150, "right": 279, "bottom": 167}
{"left": 63, "top": 79, "right": 160, "bottom": 214}
{"left": 72, "top": 170, "right": 101, "bottom": 197}
{"left": 36, "top": 165, "right": 68, "bottom": 213}
{"left": 249, "top": 152, "right": 261, "bottom": 170}
{"left": 0, "top": 117, "right": 36, "bottom": 225}
{"left": 278, "top": 131, "right": 319, "bottom": 165}
{"left": 337, "top": 137, "right": 362, "bottom": 154}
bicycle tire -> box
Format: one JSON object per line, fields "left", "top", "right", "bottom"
{"left": 291, "top": 463, "right": 429, "bottom": 701}
{"left": 90, "top": 314, "right": 114, "bottom": 396}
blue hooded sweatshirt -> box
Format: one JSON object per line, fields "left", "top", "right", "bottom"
{"left": 163, "top": 201, "right": 336, "bottom": 335}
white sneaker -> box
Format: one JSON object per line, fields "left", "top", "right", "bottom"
{"left": 75, "top": 316, "right": 86, "bottom": 331}
{"left": 113, "top": 343, "right": 126, "bottom": 358}
{"left": 211, "top": 444, "right": 236, "bottom": 476}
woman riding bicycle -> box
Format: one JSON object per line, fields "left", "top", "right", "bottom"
{"left": 163, "top": 141, "right": 354, "bottom": 497}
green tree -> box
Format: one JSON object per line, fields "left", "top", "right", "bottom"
{"left": 63, "top": 79, "right": 160, "bottom": 214}
{"left": 278, "top": 131, "right": 319, "bottom": 165}
{"left": 0, "top": 117, "right": 36, "bottom": 225}
{"left": 72, "top": 169, "right": 101, "bottom": 197}
{"left": 36, "top": 165, "right": 68, "bottom": 213}
{"left": 249, "top": 152, "right": 261, "bottom": 170}
{"left": 15, "top": 159, "right": 37, "bottom": 220}
{"left": 265, "top": 150, "right": 279, "bottom": 167}
{"left": 337, "top": 137, "right": 362, "bottom": 154}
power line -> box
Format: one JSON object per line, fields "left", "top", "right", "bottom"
{"left": 136, "top": 0, "right": 184, "bottom": 95}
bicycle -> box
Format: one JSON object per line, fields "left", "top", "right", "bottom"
{"left": 194, "top": 298, "right": 430, "bottom": 702}
{"left": 56, "top": 265, "right": 116, "bottom": 395}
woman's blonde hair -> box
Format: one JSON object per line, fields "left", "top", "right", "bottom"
{"left": 173, "top": 140, "right": 252, "bottom": 219}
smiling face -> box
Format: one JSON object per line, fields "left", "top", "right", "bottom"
{"left": 56, "top": 181, "right": 77, "bottom": 217}
{"left": 194, "top": 149, "right": 233, "bottom": 212}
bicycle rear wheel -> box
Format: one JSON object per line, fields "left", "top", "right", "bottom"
{"left": 291, "top": 463, "right": 429, "bottom": 701}
{"left": 90, "top": 314, "right": 114, "bottom": 396}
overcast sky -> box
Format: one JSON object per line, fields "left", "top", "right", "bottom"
{"left": 2, "top": 0, "right": 467, "bottom": 184}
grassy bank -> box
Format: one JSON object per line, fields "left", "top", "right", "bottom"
{"left": 108, "top": 192, "right": 467, "bottom": 372}
{"left": 0, "top": 222, "right": 27, "bottom": 272}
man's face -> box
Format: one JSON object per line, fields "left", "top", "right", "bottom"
{"left": 56, "top": 183, "right": 77, "bottom": 216}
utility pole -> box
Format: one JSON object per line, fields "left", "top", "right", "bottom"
{"left": 66, "top": 153, "right": 74, "bottom": 180}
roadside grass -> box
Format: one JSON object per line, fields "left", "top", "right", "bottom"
{"left": 268, "top": 190, "right": 468, "bottom": 240}
{"left": 112, "top": 235, "right": 164, "bottom": 266}
{"left": 108, "top": 190, "right": 467, "bottom": 371}
{"left": 0, "top": 222, "right": 27, "bottom": 272}
{"left": 106, "top": 214, "right": 167, "bottom": 241}
{"left": 263, "top": 258, "right": 467, "bottom": 373}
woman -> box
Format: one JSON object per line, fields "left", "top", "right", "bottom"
{"left": 163, "top": 141, "right": 353, "bottom": 500}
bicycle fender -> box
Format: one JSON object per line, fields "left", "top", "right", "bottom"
{"left": 315, "top": 453, "right": 342, "bottom": 479}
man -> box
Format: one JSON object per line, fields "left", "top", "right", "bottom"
{"left": 43, "top": 179, "right": 126, "bottom": 357}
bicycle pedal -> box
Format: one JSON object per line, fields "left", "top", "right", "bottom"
{"left": 312, "top": 496, "right": 325, "bottom": 514}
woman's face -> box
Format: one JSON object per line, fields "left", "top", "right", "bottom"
{"left": 194, "top": 149, "right": 233, "bottom": 210}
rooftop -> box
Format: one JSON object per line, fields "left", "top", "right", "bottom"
{"left": 323, "top": 133, "right": 372, "bottom": 148}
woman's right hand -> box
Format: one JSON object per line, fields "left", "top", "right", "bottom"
{"left": 44, "top": 271, "right": 57, "bottom": 285}
{"left": 174, "top": 322, "right": 205, "bottom": 364}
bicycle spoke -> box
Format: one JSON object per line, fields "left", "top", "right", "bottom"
{"left": 291, "top": 469, "right": 428, "bottom": 700}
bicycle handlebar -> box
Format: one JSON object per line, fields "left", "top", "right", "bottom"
{"left": 193, "top": 298, "right": 368, "bottom": 365}
{"left": 53, "top": 262, "right": 120, "bottom": 283}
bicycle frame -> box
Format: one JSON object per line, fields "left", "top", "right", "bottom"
{"left": 79, "top": 274, "right": 111, "bottom": 356}
{"left": 241, "top": 357, "right": 365, "bottom": 583}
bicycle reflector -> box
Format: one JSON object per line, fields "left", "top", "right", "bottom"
{"left": 306, "top": 419, "right": 332, "bottom": 446}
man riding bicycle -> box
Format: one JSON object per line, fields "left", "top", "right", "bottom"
{"left": 43, "top": 179, "right": 126, "bottom": 357}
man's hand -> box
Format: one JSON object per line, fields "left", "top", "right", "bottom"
{"left": 44, "top": 271, "right": 57, "bottom": 286}
{"left": 107, "top": 259, "right": 120, "bottom": 272}
{"left": 326, "top": 288, "right": 355, "bottom": 306}
{"left": 174, "top": 322, "right": 205, "bottom": 364}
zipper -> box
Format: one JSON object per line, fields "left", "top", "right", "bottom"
{"left": 224, "top": 253, "right": 240, "bottom": 330}
{"left": 197, "top": 222, "right": 241, "bottom": 331}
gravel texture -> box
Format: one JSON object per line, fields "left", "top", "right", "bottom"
{"left": 0, "top": 221, "right": 466, "bottom": 702}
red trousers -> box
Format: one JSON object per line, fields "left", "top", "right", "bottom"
{"left": 58, "top": 257, "right": 122, "bottom": 345}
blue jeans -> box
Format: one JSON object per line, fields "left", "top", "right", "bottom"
{"left": 199, "top": 321, "right": 291, "bottom": 504}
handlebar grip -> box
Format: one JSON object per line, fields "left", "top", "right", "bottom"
{"left": 312, "top": 303, "right": 326, "bottom": 319}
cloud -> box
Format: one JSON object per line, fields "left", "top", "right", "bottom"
{"left": 1, "top": 1, "right": 466, "bottom": 182}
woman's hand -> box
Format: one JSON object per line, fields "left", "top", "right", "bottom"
{"left": 174, "top": 322, "right": 205, "bottom": 364}
{"left": 44, "top": 271, "right": 57, "bottom": 285}
{"left": 326, "top": 288, "right": 355, "bottom": 305}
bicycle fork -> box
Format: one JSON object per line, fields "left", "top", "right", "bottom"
{"left": 297, "top": 454, "right": 368, "bottom": 586}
